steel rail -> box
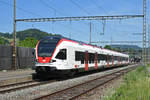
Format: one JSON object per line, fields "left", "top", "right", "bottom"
{"left": 69, "top": 66, "right": 136, "bottom": 100}
{"left": 34, "top": 65, "right": 138, "bottom": 100}
{"left": 0, "top": 80, "right": 56, "bottom": 94}
{"left": 0, "top": 80, "right": 34, "bottom": 89}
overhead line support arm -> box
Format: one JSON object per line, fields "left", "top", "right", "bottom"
{"left": 16, "top": 15, "right": 144, "bottom": 22}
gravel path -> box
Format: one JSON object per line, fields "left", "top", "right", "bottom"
{"left": 0, "top": 65, "right": 134, "bottom": 100}
{"left": 0, "top": 69, "right": 34, "bottom": 79}
{"left": 77, "top": 76, "right": 124, "bottom": 100}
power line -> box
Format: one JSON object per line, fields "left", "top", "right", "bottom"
{"left": 69, "top": 0, "right": 105, "bottom": 36}
{"left": 16, "top": 14, "right": 143, "bottom": 40}
{"left": 39, "top": 0, "right": 66, "bottom": 16}
{"left": 0, "top": 0, "right": 43, "bottom": 17}
{"left": 55, "top": 22, "right": 86, "bottom": 35}
{"left": 39, "top": 0, "right": 88, "bottom": 36}
{"left": 89, "top": 0, "right": 108, "bottom": 36}
{"left": 69, "top": 0, "right": 91, "bottom": 26}
{"left": 92, "top": 41, "right": 147, "bottom": 44}
{"left": 49, "top": 21, "right": 87, "bottom": 40}
{"left": 39, "top": 0, "right": 89, "bottom": 33}
{"left": 70, "top": 0, "right": 91, "bottom": 15}
{"left": 90, "top": 0, "right": 109, "bottom": 15}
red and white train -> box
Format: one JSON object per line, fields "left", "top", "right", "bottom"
{"left": 35, "top": 36, "right": 129, "bottom": 77}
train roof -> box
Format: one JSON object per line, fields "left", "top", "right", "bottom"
{"left": 42, "top": 35, "right": 86, "bottom": 44}
{"left": 41, "top": 36, "right": 129, "bottom": 57}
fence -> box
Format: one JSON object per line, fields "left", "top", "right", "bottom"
{"left": 0, "top": 45, "right": 35, "bottom": 70}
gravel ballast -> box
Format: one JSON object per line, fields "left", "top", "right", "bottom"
{"left": 0, "top": 65, "right": 135, "bottom": 100}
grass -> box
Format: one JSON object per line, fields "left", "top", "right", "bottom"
{"left": 103, "top": 65, "right": 150, "bottom": 100}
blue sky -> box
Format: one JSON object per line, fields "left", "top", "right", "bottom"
{"left": 0, "top": 0, "right": 149, "bottom": 47}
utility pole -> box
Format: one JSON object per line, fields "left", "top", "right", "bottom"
{"left": 143, "top": 0, "right": 147, "bottom": 66}
{"left": 89, "top": 22, "right": 92, "bottom": 44}
{"left": 12, "top": 0, "right": 17, "bottom": 70}
{"left": 148, "top": 24, "right": 150, "bottom": 62}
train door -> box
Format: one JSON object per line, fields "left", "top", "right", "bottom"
{"left": 120, "top": 57, "right": 122, "bottom": 65}
{"left": 118, "top": 56, "right": 120, "bottom": 65}
{"left": 112, "top": 55, "right": 114, "bottom": 66}
{"left": 85, "top": 52, "right": 89, "bottom": 71}
{"left": 107, "top": 54, "right": 109, "bottom": 67}
{"left": 94, "top": 53, "right": 98, "bottom": 69}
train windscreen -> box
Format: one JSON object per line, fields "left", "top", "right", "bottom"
{"left": 38, "top": 37, "right": 60, "bottom": 57}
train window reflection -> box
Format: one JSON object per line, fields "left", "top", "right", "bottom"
{"left": 55, "top": 49, "right": 67, "bottom": 60}
{"left": 38, "top": 43, "right": 56, "bottom": 57}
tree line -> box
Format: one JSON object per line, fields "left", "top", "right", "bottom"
{"left": 0, "top": 28, "right": 60, "bottom": 48}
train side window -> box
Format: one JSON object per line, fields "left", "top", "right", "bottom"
{"left": 103, "top": 54, "right": 107, "bottom": 61}
{"left": 92, "top": 53, "right": 95, "bottom": 63}
{"left": 55, "top": 49, "right": 67, "bottom": 60}
{"left": 80, "top": 52, "right": 85, "bottom": 64}
{"left": 75, "top": 51, "right": 85, "bottom": 64}
{"left": 90, "top": 53, "right": 95, "bottom": 63}
{"left": 75, "top": 51, "right": 80, "bottom": 61}
{"left": 109, "top": 55, "right": 112, "bottom": 62}
{"left": 120, "top": 57, "right": 122, "bottom": 61}
{"left": 89, "top": 53, "right": 91, "bottom": 63}
{"left": 88, "top": 53, "right": 94, "bottom": 63}
{"left": 98, "top": 54, "right": 101, "bottom": 63}
{"left": 99, "top": 54, "right": 104, "bottom": 61}
{"left": 114, "top": 56, "right": 117, "bottom": 60}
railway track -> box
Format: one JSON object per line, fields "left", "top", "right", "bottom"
{"left": 0, "top": 80, "right": 56, "bottom": 94}
{"left": 34, "top": 65, "right": 138, "bottom": 100}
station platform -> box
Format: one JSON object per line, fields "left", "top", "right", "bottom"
{"left": 0, "top": 69, "right": 34, "bottom": 86}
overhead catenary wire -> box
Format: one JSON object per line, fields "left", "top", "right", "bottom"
{"left": 70, "top": 0, "right": 91, "bottom": 15}
{"left": 49, "top": 20, "right": 87, "bottom": 38}
{"left": 69, "top": 0, "right": 107, "bottom": 37}
{"left": 90, "top": 0, "right": 109, "bottom": 15}
{"left": 39, "top": 0, "right": 67, "bottom": 16}
{"left": 55, "top": 22, "right": 86, "bottom": 35}
{"left": 91, "top": 41, "right": 147, "bottom": 44}
{"left": 0, "top": 0, "right": 86, "bottom": 41}
{"left": 89, "top": 0, "right": 108, "bottom": 35}
{"left": 0, "top": 0, "right": 43, "bottom": 17}
{"left": 15, "top": 14, "right": 143, "bottom": 41}
{"left": 70, "top": 0, "right": 108, "bottom": 31}
{"left": 39, "top": 0, "right": 89, "bottom": 35}
{"left": 50, "top": 21, "right": 86, "bottom": 39}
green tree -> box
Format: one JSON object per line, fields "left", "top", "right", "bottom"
{"left": 104, "top": 45, "right": 112, "bottom": 50}
{"left": 17, "top": 28, "right": 52, "bottom": 41}
{"left": 111, "top": 48, "right": 118, "bottom": 51}
{"left": 19, "top": 37, "right": 38, "bottom": 48}
{"left": 0, "top": 37, "right": 5, "bottom": 44}
{"left": 0, "top": 37, "right": 9, "bottom": 45}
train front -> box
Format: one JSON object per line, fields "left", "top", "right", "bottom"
{"left": 35, "top": 36, "right": 66, "bottom": 77}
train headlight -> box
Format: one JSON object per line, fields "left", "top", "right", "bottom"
{"left": 49, "top": 60, "right": 52, "bottom": 63}
{"left": 49, "top": 59, "right": 56, "bottom": 63}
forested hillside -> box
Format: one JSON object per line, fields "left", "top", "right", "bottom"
{"left": 0, "top": 28, "right": 60, "bottom": 47}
